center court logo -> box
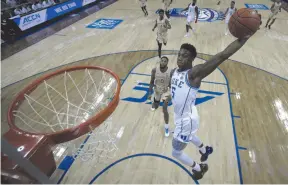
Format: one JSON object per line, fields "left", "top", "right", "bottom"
{"left": 121, "top": 82, "right": 224, "bottom": 107}
{"left": 86, "top": 18, "right": 123, "bottom": 29}
{"left": 156, "top": 8, "right": 224, "bottom": 22}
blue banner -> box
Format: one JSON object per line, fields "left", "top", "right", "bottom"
{"left": 245, "top": 4, "right": 269, "bottom": 10}
{"left": 13, "top": 0, "right": 95, "bottom": 30}
{"left": 46, "top": 0, "right": 82, "bottom": 20}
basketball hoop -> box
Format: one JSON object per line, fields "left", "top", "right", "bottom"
{"left": 7, "top": 66, "right": 121, "bottom": 144}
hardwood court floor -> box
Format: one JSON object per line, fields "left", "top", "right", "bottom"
{"left": 1, "top": 0, "right": 288, "bottom": 184}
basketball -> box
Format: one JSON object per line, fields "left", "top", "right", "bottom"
{"left": 228, "top": 8, "right": 261, "bottom": 39}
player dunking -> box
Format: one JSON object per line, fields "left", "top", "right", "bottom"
{"left": 148, "top": 56, "right": 171, "bottom": 137}
{"left": 181, "top": 0, "right": 199, "bottom": 37}
{"left": 163, "top": 0, "right": 172, "bottom": 19}
{"left": 139, "top": 0, "right": 148, "bottom": 16}
{"left": 224, "top": 1, "right": 236, "bottom": 36}
{"left": 265, "top": 0, "right": 282, "bottom": 29}
{"left": 152, "top": 9, "right": 171, "bottom": 58}
{"left": 170, "top": 35, "right": 255, "bottom": 179}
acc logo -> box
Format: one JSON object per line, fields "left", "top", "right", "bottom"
{"left": 156, "top": 8, "right": 224, "bottom": 22}
{"left": 23, "top": 14, "right": 41, "bottom": 24}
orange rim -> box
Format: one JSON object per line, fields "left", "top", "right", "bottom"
{"left": 7, "top": 66, "right": 121, "bottom": 144}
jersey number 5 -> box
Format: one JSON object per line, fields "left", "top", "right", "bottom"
{"left": 171, "top": 87, "right": 176, "bottom": 99}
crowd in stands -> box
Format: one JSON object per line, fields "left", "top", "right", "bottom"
{"left": 2, "top": 0, "right": 60, "bottom": 17}
{"left": 1, "top": 0, "right": 61, "bottom": 43}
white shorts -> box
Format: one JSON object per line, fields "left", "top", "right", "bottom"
{"left": 269, "top": 11, "right": 279, "bottom": 19}
{"left": 173, "top": 106, "right": 199, "bottom": 143}
{"left": 186, "top": 16, "right": 195, "bottom": 25}
{"left": 140, "top": 1, "right": 146, "bottom": 7}
{"left": 225, "top": 16, "right": 231, "bottom": 24}
{"left": 154, "top": 88, "right": 170, "bottom": 102}
{"left": 156, "top": 32, "right": 168, "bottom": 44}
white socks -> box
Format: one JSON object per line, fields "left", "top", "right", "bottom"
{"left": 192, "top": 162, "right": 201, "bottom": 172}
{"left": 172, "top": 149, "right": 201, "bottom": 172}
{"left": 199, "top": 145, "right": 206, "bottom": 154}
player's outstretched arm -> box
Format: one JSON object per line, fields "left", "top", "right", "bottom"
{"left": 181, "top": 4, "right": 189, "bottom": 12}
{"left": 191, "top": 36, "right": 251, "bottom": 80}
{"left": 148, "top": 68, "right": 156, "bottom": 99}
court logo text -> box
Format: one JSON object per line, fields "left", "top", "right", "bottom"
{"left": 86, "top": 18, "right": 123, "bottom": 29}
{"left": 121, "top": 82, "right": 224, "bottom": 106}
{"left": 245, "top": 4, "right": 269, "bottom": 10}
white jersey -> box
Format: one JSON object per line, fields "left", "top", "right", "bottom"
{"left": 271, "top": 2, "right": 281, "bottom": 13}
{"left": 157, "top": 17, "right": 168, "bottom": 34}
{"left": 225, "top": 7, "right": 236, "bottom": 23}
{"left": 187, "top": 3, "right": 196, "bottom": 18}
{"left": 170, "top": 69, "right": 198, "bottom": 121}
{"left": 154, "top": 66, "right": 170, "bottom": 94}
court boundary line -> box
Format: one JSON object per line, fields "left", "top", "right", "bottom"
{"left": 88, "top": 153, "right": 199, "bottom": 184}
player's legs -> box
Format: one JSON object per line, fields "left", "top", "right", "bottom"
{"left": 225, "top": 22, "right": 229, "bottom": 35}
{"left": 163, "top": 3, "right": 170, "bottom": 19}
{"left": 185, "top": 17, "right": 194, "bottom": 37}
{"left": 266, "top": 12, "right": 275, "bottom": 28}
{"left": 141, "top": 6, "right": 146, "bottom": 15}
{"left": 268, "top": 18, "right": 276, "bottom": 29}
{"left": 143, "top": 6, "right": 148, "bottom": 16}
{"left": 162, "top": 98, "right": 170, "bottom": 137}
{"left": 188, "top": 106, "right": 213, "bottom": 161}
{"left": 191, "top": 135, "right": 213, "bottom": 162}
{"left": 157, "top": 40, "right": 162, "bottom": 58}
{"left": 172, "top": 138, "right": 208, "bottom": 180}
{"left": 265, "top": 18, "right": 271, "bottom": 28}
{"left": 151, "top": 89, "right": 161, "bottom": 111}
{"left": 163, "top": 35, "right": 167, "bottom": 46}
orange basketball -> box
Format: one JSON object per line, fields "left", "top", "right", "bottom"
{"left": 228, "top": 8, "right": 261, "bottom": 39}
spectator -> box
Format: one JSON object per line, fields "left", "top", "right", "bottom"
{"left": 21, "top": 5, "right": 28, "bottom": 14}
{"left": 26, "top": 4, "right": 32, "bottom": 12}
{"left": 41, "top": 0, "right": 48, "bottom": 8}
{"left": 14, "top": 7, "right": 22, "bottom": 15}
{"left": 36, "top": 0, "right": 42, "bottom": 9}
{"left": 47, "top": 0, "right": 55, "bottom": 5}
{"left": 31, "top": 2, "right": 38, "bottom": 10}
{"left": 6, "top": 0, "right": 17, "bottom": 7}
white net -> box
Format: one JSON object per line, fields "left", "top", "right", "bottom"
{"left": 12, "top": 67, "right": 120, "bottom": 162}
{"left": 70, "top": 116, "right": 120, "bottom": 164}
{"left": 13, "top": 68, "right": 118, "bottom": 134}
